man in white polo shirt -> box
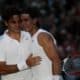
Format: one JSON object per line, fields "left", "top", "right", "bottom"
{"left": 0, "top": 6, "right": 41, "bottom": 80}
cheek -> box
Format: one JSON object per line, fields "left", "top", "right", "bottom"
{"left": 8, "top": 24, "right": 14, "bottom": 28}
{"left": 25, "top": 21, "right": 32, "bottom": 28}
{"left": 26, "top": 21, "right": 31, "bottom": 25}
{"left": 24, "top": 23, "right": 32, "bottom": 31}
{"left": 21, "top": 22, "right": 28, "bottom": 30}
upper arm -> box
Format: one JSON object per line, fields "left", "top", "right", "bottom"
{"left": 38, "top": 32, "right": 60, "bottom": 62}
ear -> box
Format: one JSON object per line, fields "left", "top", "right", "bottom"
{"left": 4, "top": 21, "right": 8, "bottom": 27}
{"left": 33, "top": 18, "right": 37, "bottom": 24}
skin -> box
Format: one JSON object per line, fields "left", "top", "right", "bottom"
{"left": 20, "top": 13, "right": 62, "bottom": 75}
{"left": 0, "top": 15, "right": 41, "bottom": 75}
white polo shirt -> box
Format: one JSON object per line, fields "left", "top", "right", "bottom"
{"left": 0, "top": 31, "right": 32, "bottom": 80}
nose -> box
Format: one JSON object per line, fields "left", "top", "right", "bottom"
{"left": 15, "top": 22, "right": 20, "bottom": 28}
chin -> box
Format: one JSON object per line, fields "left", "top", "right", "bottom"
{"left": 14, "top": 30, "right": 20, "bottom": 33}
{"left": 24, "top": 28, "right": 30, "bottom": 32}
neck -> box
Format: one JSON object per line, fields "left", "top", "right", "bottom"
{"left": 30, "top": 26, "right": 38, "bottom": 36}
{"left": 7, "top": 30, "right": 21, "bottom": 41}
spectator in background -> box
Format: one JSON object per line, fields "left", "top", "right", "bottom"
{"left": 62, "top": 34, "right": 80, "bottom": 80}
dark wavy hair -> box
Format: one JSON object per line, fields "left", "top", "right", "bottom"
{"left": 2, "top": 5, "right": 20, "bottom": 22}
{"left": 20, "top": 7, "right": 40, "bottom": 19}
{"left": 20, "top": 7, "right": 40, "bottom": 28}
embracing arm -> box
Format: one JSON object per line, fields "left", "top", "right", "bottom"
{"left": 0, "top": 61, "right": 19, "bottom": 75}
{"left": 0, "top": 54, "right": 41, "bottom": 75}
{"left": 38, "top": 32, "right": 62, "bottom": 75}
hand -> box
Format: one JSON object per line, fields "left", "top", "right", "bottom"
{"left": 26, "top": 54, "right": 42, "bottom": 67}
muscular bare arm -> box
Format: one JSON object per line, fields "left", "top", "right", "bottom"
{"left": 38, "top": 32, "right": 62, "bottom": 75}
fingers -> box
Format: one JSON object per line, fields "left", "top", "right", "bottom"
{"left": 26, "top": 55, "right": 42, "bottom": 67}
{"left": 32, "top": 56, "right": 42, "bottom": 66}
{"left": 34, "top": 56, "right": 42, "bottom": 61}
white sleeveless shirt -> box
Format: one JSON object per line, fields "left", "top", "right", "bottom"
{"left": 31, "top": 29, "right": 57, "bottom": 80}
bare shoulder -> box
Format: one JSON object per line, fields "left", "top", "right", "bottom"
{"left": 38, "top": 32, "right": 52, "bottom": 41}
{"left": 37, "top": 32, "right": 53, "bottom": 46}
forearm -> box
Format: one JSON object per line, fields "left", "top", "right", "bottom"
{"left": 52, "top": 61, "right": 63, "bottom": 80}
{"left": 52, "top": 60, "right": 62, "bottom": 75}
{"left": 0, "top": 60, "right": 28, "bottom": 75}
{"left": 0, "top": 64, "right": 19, "bottom": 75}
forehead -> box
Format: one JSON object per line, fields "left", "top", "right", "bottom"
{"left": 20, "top": 13, "right": 30, "bottom": 18}
{"left": 9, "top": 15, "right": 20, "bottom": 21}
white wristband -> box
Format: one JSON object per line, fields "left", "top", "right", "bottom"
{"left": 53, "top": 75, "right": 63, "bottom": 80}
{"left": 17, "top": 60, "right": 28, "bottom": 71}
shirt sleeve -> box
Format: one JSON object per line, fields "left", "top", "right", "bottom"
{"left": 0, "top": 48, "right": 6, "bottom": 61}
